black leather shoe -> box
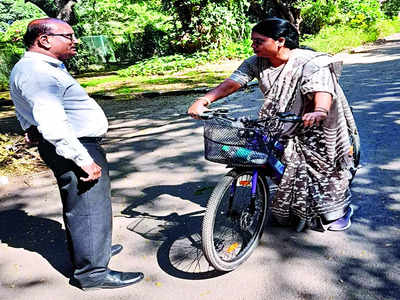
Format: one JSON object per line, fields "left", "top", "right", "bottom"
{"left": 111, "top": 244, "right": 123, "bottom": 257}
{"left": 82, "top": 270, "right": 144, "bottom": 290}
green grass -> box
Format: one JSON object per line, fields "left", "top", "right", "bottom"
{"left": 302, "top": 18, "right": 400, "bottom": 54}
{"left": 80, "top": 75, "right": 120, "bottom": 87}
{"left": 82, "top": 18, "right": 400, "bottom": 97}
{"left": 79, "top": 64, "right": 234, "bottom": 96}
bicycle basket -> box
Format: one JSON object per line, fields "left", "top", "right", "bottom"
{"left": 203, "top": 118, "right": 271, "bottom": 167}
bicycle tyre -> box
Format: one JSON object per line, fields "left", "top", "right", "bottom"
{"left": 202, "top": 169, "right": 269, "bottom": 272}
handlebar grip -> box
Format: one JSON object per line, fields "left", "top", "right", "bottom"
{"left": 280, "top": 116, "right": 303, "bottom": 123}
{"left": 277, "top": 112, "right": 296, "bottom": 118}
{"left": 198, "top": 111, "right": 214, "bottom": 120}
{"left": 197, "top": 108, "right": 231, "bottom": 120}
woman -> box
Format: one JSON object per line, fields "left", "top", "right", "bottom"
{"left": 188, "top": 17, "right": 358, "bottom": 232}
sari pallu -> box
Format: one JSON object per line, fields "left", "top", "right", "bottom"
{"left": 257, "top": 50, "right": 356, "bottom": 230}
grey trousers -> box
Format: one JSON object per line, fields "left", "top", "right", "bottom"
{"left": 38, "top": 139, "right": 112, "bottom": 287}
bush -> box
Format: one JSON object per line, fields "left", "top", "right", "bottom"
{"left": 338, "top": 0, "right": 383, "bottom": 29}
{"left": 72, "top": 0, "right": 173, "bottom": 69}
{"left": 162, "top": 0, "right": 251, "bottom": 53}
{"left": 382, "top": 0, "right": 400, "bottom": 17}
{"left": 299, "top": 0, "right": 340, "bottom": 34}
{"left": 0, "top": 42, "right": 24, "bottom": 90}
{"left": 117, "top": 39, "right": 252, "bottom": 77}
{"left": 298, "top": 0, "right": 385, "bottom": 34}
{"left": 0, "top": 19, "right": 30, "bottom": 90}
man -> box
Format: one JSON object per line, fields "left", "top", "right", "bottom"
{"left": 9, "top": 18, "right": 144, "bottom": 290}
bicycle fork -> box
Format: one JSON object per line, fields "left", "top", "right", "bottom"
{"left": 227, "top": 169, "right": 259, "bottom": 217}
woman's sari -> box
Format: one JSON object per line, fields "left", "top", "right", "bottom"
{"left": 229, "top": 49, "right": 358, "bottom": 230}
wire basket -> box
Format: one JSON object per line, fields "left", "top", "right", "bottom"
{"left": 203, "top": 118, "right": 271, "bottom": 167}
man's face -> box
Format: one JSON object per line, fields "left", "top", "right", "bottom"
{"left": 43, "top": 22, "right": 78, "bottom": 60}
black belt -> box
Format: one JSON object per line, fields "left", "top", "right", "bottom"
{"left": 78, "top": 137, "right": 103, "bottom": 143}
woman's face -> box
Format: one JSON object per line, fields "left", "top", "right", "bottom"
{"left": 251, "top": 31, "right": 279, "bottom": 58}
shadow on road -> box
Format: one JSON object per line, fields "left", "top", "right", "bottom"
{"left": 121, "top": 208, "right": 224, "bottom": 280}
{"left": 0, "top": 204, "right": 72, "bottom": 281}
{"left": 99, "top": 49, "right": 400, "bottom": 298}
{"left": 337, "top": 55, "right": 400, "bottom": 299}
{"left": 1, "top": 44, "right": 399, "bottom": 298}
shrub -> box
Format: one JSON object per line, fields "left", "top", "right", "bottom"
{"left": 0, "top": 42, "right": 24, "bottom": 90}
{"left": 298, "top": 0, "right": 340, "bottom": 34}
{"left": 337, "top": 0, "right": 383, "bottom": 29}
{"left": 382, "top": 0, "right": 400, "bottom": 17}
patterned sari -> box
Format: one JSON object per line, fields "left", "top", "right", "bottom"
{"left": 229, "top": 49, "right": 357, "bottom": 230}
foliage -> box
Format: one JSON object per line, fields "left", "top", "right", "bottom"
{"left": 382, "top": 0, "right": 400, "bottom": 17}
{"left": 0, "top": 19, "right": 32, "bottom": 89}
{"left": 74, "top": 0, "right": 171, "bottom": 61}
{"left": 0, "top": 42, "right": 24, "bottom": 90}
{"left": 298, "top": 0, "right": 384, "bottom": 34}
{"left": 65, "top": 40, "right": 104, "bottom": 74}
{"left": 0, "top": 0, "right": 44, "bottom": 32}
{"left": 301, "top": 25, "right": 377, "bottom": 53}
{"left": 301, "top": 17, "right": 399, "bottom": 53}
{"left": 160, "top": 0, "right": 251, "bottom": 53}
{"left": 298, "top": 0, "right": 340, "bottom": 34}
{"left": 337, "top": 0, "right": 383, "bottom": 29}
{"left": 117, "top": 39, "right": 252, "bottom": 77}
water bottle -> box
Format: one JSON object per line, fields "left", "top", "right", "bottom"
{"left": 221, "top": 146, "right": 268, "bottom": 164}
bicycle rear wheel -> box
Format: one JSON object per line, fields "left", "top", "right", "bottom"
{"left": 202, "top": 169, "right": 269, "bottom": 272}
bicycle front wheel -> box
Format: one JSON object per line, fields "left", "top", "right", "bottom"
{"left": 202, "top": 169, "right": 269, "bottom": 272}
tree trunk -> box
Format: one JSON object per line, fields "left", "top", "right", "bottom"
{"left": 274, "top": 0, "right": 301, "bottom": 32}
{"left": 25, "top": 0, "right": 78, "bottom": 25}
{"left": 256, "top": 0, "right": 302, "bottom": 32}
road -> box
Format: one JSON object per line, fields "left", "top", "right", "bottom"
{"left": 1, "top": 35, "right": 400, "bottom": 299}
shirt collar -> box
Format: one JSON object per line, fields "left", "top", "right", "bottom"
{"left": 24, "top": 51, "right": 64, "bottom": 68}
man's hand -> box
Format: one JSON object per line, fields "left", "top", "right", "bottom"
{"left": 302, "top": 111, "right": 327, "bottom": 127}
{"left": 80, "top": 162, "right": 102, "bottom": 182}
{"left": 24, "top": 126, "right": 41, "bottom": 146}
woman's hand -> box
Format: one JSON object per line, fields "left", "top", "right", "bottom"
{"left": 188, "top": 98, "right": 210, "bottom": 119}
{"left": 302, "top": 111, "right": 328, "bottom": 127}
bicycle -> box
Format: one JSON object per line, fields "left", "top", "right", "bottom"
{"left": 199, "top": 109, "right": 360, "bottom": 272}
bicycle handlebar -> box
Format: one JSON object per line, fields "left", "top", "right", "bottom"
{"left": 198, "top": 109, "right": 303, "bottom": 124}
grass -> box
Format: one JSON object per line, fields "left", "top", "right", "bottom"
{"left": 302, "top": 18, "right": 400, "bottom": 53}
{"left": 79, "top": 60, "right": 241, "bottom": 97}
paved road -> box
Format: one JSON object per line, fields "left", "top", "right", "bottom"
{"left": 1, "top": 35, "right": 400, "bottom": 300}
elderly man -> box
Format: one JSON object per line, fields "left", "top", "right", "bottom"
{"left": 9, "top": 18, "right": 143, "bottom": 290}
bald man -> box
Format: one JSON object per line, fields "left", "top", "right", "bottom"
{"left": 9, "top": 18, "right": 143, "bottom": 290}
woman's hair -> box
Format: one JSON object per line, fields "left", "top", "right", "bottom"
{"left": 23, "top": 18, "right": 62, "bottom": 49}
{"left": 252, "top": 18, "right": 299, "bottom": 49}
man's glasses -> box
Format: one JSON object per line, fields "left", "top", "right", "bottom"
{"left": 46, "top": 33, "right": 76, "bottom": 41}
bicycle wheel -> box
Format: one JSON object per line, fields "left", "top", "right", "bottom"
{"left": 202, "top": 169, "right": 269, "bottom": 272}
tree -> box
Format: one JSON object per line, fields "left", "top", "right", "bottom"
{"left": 26, "top": 0, "right": 78, "bottom": 24}
{"left": 161, "top": 0, "right": 251, "bottom": 53}
{"left": 248, "top": 0, "right": 302, "bottom": 31}
{"left": 0, "top": 0, "right": 44, "bottom": 31}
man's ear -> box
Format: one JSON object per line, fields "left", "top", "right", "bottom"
{"left": 36, "top": 35, "right": 51, "bottom": 50}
